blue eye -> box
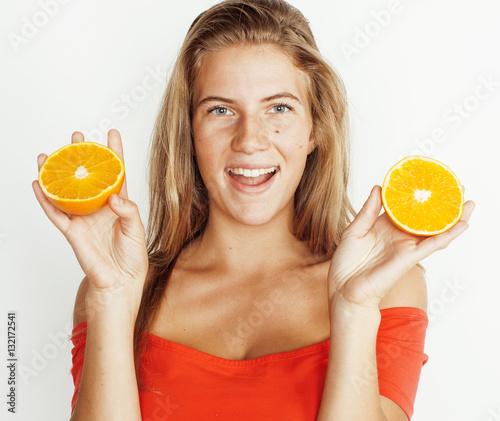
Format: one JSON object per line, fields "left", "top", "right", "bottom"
{"left": 269, "top": 103, "right": 292, "bottom": 114}
{"left": 207, "top": 103, "right": 292, "bottom": 116}
{"left": 209, "top": 106, "right": 233, "bottom": 116}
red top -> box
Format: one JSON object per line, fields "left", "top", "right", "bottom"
{"left": 70, "top": 307, "right": 428, "bottom": 420}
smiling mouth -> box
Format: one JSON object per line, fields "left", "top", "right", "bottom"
{"left": 227, "top": 166, "right": 279, "bottom": 186}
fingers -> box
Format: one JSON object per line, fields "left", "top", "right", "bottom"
{"left": 71, "top": 129, "right": 130, "bottom": 199}
{"left": 107, "top": 129, "right": 124, "bottom": 159}
{"left": 32, "top": 180, "right": 71, "bottom": 233}
{"left": 461, "top": 200, "right": 475, "bottom": 222}
{"left": 343, "top": 185, "right": 382, "bottom": 238}
{"left": 413, "top": 201, "right": 473, "bottom": 262}
{"left": 107, "top": 194, "right": 144, "bottom": 240}
{"left": 414, "top": 220, "right": 469, "bottom": 261}
{"left": 107, "top": 129, "right": 129, "bottom": 199}
{"left": 37, "top": 153, "right": 47, "bottom": 171}
{"left": 72, "top": 131, "right": 85, "bottom": 143}
{"left": 37, "top": 130, "right": 130, "bottom": 225}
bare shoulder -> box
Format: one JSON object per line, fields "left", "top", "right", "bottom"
{"left": 73, "top": 275, "right": 89, "bottom": 328}
{"left": 379, "top": 263, "right": 428, "bottom": 312}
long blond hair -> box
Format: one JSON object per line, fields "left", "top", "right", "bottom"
{"left": 134, "top": 0, "right": 355, "bottom": 390}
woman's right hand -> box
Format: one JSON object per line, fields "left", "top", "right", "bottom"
{"left": 32, "top": 129, "right": 149, "bottom": 319}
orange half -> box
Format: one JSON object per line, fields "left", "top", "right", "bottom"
{"left": 381, "top": 156, "right": 464, "bottom": 236}
{"left": 38, "top": 141, "right": 125, "bottom": 215}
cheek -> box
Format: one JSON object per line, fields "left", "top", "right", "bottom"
{"left": 193, "top": 136, "right": 225, "bottom": 182}
{"left": 193, "top": 125, "right": 222, "bottom": 155}
{"left": 271, "top": 121, "right": 312, "bottom": 153}
{"left": 195, "top": 119, "right": 233, "bottom": 146}
{"left": 195, "top": 142, "right": 215, "bottom": 169}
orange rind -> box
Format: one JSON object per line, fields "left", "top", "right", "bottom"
{"left": 381, "top": 156, "right": 464, "bottom": 236}
{"left": 38, "top": 141, "right": 125, "bottom": 215}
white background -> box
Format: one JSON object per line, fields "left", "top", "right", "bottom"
{"left": 1, "top": 0, "right": 499, "bottom": 420}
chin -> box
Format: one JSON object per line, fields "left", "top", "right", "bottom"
{"left": 229, "top": 203, "right": 289, "bottom": 227}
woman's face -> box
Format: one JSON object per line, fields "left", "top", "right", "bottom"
{"left": 191, "top": 44, "right": 315, "bottom": 226}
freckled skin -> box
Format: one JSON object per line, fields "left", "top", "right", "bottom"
{"left": 191, "top": 44, "right": 316, "bottom": 226}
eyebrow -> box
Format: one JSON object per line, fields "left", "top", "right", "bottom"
{"left": 196, "top": 92, "right": 302, "bottom": 108}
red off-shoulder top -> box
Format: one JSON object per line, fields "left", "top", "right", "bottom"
{"left": 70, "top": 307, "right": 428, "bottom": 420}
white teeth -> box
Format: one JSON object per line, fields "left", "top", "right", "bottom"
{"left": 228, "top": 167, "right": 278, "bottom": 177}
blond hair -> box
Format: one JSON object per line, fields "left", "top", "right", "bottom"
{"left": 134, "top": 0, "right": 355, "bottom": 391}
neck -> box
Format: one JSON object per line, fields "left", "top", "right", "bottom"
{"left": 179, "top": 205, "right": 317, "bottom": 276}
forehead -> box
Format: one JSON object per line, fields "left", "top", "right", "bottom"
{"left": 192, "top": 44, "right": 310, "bottom": 105}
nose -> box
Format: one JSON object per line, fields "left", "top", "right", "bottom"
{"left": 231, "top": 114, "right": 270, "bottom": 154}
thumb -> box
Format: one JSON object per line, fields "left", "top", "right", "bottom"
{"left": 108, "top": 194, "right": 145, "bottom": 239}
{"left": 344, "top": 185, "right": 382, "bottom": 238}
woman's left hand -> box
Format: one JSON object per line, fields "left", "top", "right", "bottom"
{"left": 328, "top": 185, "right": 475, "bottom": 309}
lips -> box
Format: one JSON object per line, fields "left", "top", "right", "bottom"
{"left": 224, "top": 166, "right": 280, "bottom": 193}
{"left": 228, "top": 169, "right": 276, "bottom": 185}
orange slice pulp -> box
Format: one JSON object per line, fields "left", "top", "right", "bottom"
{"left": 381, "top": 156, "right": 464, "bottom": 236}
{"left": 38, "top": 141, "right": 125, "bottom": 215}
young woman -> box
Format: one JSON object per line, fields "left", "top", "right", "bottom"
{"left": 33, "top": 0, "right": 474, "bottom": 420}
